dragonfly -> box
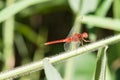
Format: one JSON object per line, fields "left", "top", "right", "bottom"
{"left": 44, "top": 32, "right": 90, "bottom": 50}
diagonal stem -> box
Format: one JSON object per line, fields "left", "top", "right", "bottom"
{"left": 0, "top": 34, "right": 120, "bottom": 79}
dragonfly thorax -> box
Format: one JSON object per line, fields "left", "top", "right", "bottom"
{"left": 70, "top": 33, "right": 82, "bottom": 42}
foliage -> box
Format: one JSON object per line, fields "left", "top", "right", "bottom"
{"left": 0, "top": 0, "right": 120, "bottom": 80}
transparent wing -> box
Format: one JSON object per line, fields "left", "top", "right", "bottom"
{"left": 64, "top": 41, "right": 80, "bottom": 51}
{"left": 67, "top": 27, "right": 76, "bottom": 38}
{"left": 64, "top": 17, "right": 83, "bottom": 51}
{"left": 67, "top": 16, "right": 83, "bottom": 37}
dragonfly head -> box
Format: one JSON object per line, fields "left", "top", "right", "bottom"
{"left": 82, "top": 32, "right": 88, "bottom": 38}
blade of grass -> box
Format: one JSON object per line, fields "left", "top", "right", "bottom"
{"left": 19, "top": 0, "right": 67, "bottom": 17}
{"left": 68, "top": 0, "right": 98, "bottom": 15}
{"left": 43, "top": 58, "right": 63, "bottom": 80}
{"left": 80, "top": 15, "right": 120, "bottom": 31}
{"left": 113, "top": 0, "right": 120, "bottom": 18}
{"left": 30, "top": 30, "right": 47, "bottom": 80}
{"left": 94, "top": 46, "right": 108, "bottom": 80}
{"left": 0, "top": 0, "right": 50, "bottom": 23}
{"left": 87, "top": 0, "right": 113, "bottom": 28}
{"left": 64, "top": 0, "right": 83, "bottom": 78}
{"left": 87, "top": 0, "right": 113, "bottom": 41}
{"left": 15, "top": 22, "right": 45, "bottom": 46}
{"left": 64, "top": 17, "right": 82, "bottom": 80}
{"left": 96, "top": 0, "right": 113, "bottom": 16}
{"left": 2, "top": 0, "right": 15, "bottom": 70}
{"left": 14, "top": 34, "right": 30, "bottom": 64}
{"left": 64, "top": 58, "right": 74, "bottom": 80}
{"left": 0, "top": 34, "right": 120, "bottom": 79}
{"left": 0, "top": 1, "right": 4, "bottom": 10}
{"left": 80, "top": 0, "right": 98, "bottom": 15}
{"left": 68, "top": 0, "right": 82, "bottom": 14}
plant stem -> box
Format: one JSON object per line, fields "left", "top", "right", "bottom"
{"left": 2, "top": 0, "right": 15, "bottom": 70}
{"left": 81, "top": 15, "right": 120, "bottom": 31}
{"left": 0, "top": 33, "right": 120, "bottom": 79}
{"left": 64, "top": 15, "right": 82, "bottom": 80}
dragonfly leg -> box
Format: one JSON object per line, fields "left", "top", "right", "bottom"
{"left": 81, "top": 41, "right": 84, "bottom": 46}
{"left": 83, "top": 38, "right": 90, "bottom": 42}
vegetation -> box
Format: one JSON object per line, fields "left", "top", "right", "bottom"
{"left": 0, "top": 0, "right": 120, "bottom": 80}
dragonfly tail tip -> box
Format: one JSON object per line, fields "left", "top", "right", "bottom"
{"left": 44, "top": 43, "right": 48, "bottom": 45}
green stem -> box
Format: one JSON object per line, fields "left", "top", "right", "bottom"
{"left": 95, "top": 0, "right": 113, "bottom": 16}
{"left": 64, "top": 15, "right": 82, "bottom": 80}
{"left": 2, "top": 0, "right": 15, "bottom": 70}
{"left": 81, "top": 15, "right": 120, "bottom": 31}
{"left": 0, "top": 33, "right": 120, "bottom": 79}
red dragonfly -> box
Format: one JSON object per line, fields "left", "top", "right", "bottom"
{"left": 44, "top": 32, "right": 90, "bottom": 49}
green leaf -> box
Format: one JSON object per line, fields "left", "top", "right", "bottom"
{"left": 96, "top": 0, "right": 113, "bottom": 16}
{"left": 0, "top": 0, "right": 50, "bottom": 23}
{"left": 16, "top": 23, "right": 38, "bottom": 44}
{"left": 113, "top": 0, "right": 120, "bottom": 18}
{"left": 68, "top": 0, "right": 98, "bottom": 15}
{"left": 68, "top": 0, "right": 82, "bottom": 14}
{"left": 94, "top": 46, "right": 108, "bottom": 80}
{"left": 19, "top": 0, "right": 67, "bottom": 17}
{"left": 81, "top": 15, "right": 120, "bottom": 31}
{"left": 43, "top": 58, "right": 63, "bottom": 80}
{"left": 73, "top": 54, "right": 96, "bottom": 80}
{"left": 80, "top": 0, "right": 98, "bottom": 15}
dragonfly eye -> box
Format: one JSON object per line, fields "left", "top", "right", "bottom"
{"left": 82, "top": 32, "right": 88, "bottom": 38}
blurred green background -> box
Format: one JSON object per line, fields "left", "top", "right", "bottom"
{"left": 0, "top": 0, "right": 120, "bottom": 80}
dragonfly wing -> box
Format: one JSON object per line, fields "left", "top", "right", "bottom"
{"left": 67, "top": 27, "right": 75, "bottom": 37}
{"left": 67, "top": 17, "right": 83, "bottom": 37}
{"left": 64, "top": 41, "right": 80, "bottom": 51}
{"left": 64, "top": 42, "right": 70, "bottom": 51}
